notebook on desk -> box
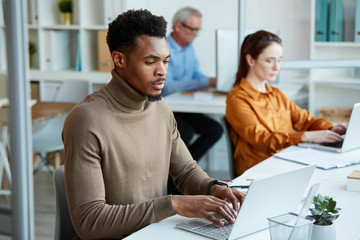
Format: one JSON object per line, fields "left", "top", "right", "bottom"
{"left": 176, "top": 165, "right": 315, "bottom": 240}
{"left": 275, "top": 147, "right": 360, "bottom": 170}
{"left": 298, "top": 103, "right": 360, "bottom": 153}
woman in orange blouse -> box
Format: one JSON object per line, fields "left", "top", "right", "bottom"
{"left": 226, "top": 30, "right": 347, "bottom": 176}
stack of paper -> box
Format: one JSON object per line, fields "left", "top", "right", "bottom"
{"left": 275, "top": 148, "right": 360, "bottom": 170}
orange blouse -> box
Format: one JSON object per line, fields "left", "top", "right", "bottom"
{"left": 226, "top": 79, "right": 333, "bottom": 176}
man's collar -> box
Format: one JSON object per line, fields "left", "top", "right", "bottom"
{"left": 167, "top": 34, "right": 190, "bottom": 51}
{"left": 167, "top": 35, "right": 182, "bottom": 51}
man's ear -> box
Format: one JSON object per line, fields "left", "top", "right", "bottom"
{"left": 112, "top": 51, "right": 126, "bottom": 68}
{"left": 174, "top": 21, "right": 182, "bottom": 33}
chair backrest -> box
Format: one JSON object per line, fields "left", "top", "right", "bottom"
{"left": 53, "top": 166, "right": 77, "bottom": 240}
{"left": 32, "top": 114, "right": 67, "bottom": 154}
{"left": 33, "top": 79, "right": 91, "bottom": 154}
{"left": 54, "top": 79, "right": 92, "bottom": 103}
{"left": 0, "top": 207, "right": 11, "bottom": 235}
{"left": 220, "top": 116, "right": 237, "bottom": 179}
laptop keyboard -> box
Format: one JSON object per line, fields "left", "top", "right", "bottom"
{"left": 193, "top": 221, "right": 233, "bottom": 239}
{"left": 320, "top": 141, "right": 343, "bottom": 148}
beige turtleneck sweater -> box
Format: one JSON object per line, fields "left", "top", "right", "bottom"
{"left": 62, "top": 70, "right": 213, "bottom": 239}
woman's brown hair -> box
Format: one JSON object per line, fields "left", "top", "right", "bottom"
{"left": 233, "top": 30, "right": 282, "bottom": 87}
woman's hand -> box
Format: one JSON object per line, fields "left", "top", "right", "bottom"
{"left": 330, "top": 123, "right": 348, "bottom": 135}
{"left": 301, "top": 130, "right": 344, "bottom": 143}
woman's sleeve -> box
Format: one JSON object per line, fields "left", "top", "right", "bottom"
{"left": 287, "top": 94, "right": 333, "bottom": 132}
{"left": 226, "top": 95, "right": 304, "bottom": 154}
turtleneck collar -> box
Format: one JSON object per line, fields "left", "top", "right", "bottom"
{"left": 106, "top": 69, "right": 149, "bottom": 112}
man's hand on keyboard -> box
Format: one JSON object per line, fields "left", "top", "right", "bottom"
{"left": 172, "top": 195, "right": 239, "bottom": 226}
{"left": 209, "top": 184, "right": 245, "bottom": 212}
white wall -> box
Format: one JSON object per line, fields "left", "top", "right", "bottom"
{"left": 145, "top": 0, "right": 239, "bottom": 77}
{"left": 244, "top": 0, "right": 313, "bottom": 84}
{"left": 142, "top": 0, "right": 313, "bottom": 78}
{"left": 245, "top": 0, "right": 312, "bottom": 61}
{"left": 0, "top": 0, "right": 318, "bottom": 97}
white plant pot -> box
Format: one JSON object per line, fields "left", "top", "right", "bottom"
{"left": 311, "top": 223, "right": 336, "bottom": 240}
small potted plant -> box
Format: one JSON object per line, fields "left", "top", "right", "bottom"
{"left": 306, "top": 194, "right": 341, "bottom": 240}
{"left": 29, "top": 41, "right": 37, "bottom": 68}
{"left": 58, "top": 0, "right": 72, "bottom": 25}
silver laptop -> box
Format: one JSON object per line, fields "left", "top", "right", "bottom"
{"left": 176, "top": 165, "right": 316, "bottom": 240}
{"left": 298, "top": 103, "right": 360, "bottom": 153}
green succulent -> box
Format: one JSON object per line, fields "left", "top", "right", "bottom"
{"left": 58, "top": 0, "right": 72, "bottom": 13}
{"left": 306, "top": 194, "right": 341, "bottom": 225}
{"left": 29, "top": 41, "right": 36, "bottom": 56}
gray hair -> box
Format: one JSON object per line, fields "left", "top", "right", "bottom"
{"left": 172, "top": 7, "right": 202, "bottom": 29}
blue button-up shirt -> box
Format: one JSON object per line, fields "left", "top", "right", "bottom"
{"left": 162, "top": 35, "right": 209, "bottom": 96}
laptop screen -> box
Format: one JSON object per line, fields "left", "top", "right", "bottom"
{"left": 228, "top": 165, "right": 315, "bottom": 239}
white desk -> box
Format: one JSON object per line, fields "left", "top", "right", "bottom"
{"left": 124, "top": 146, "right": 360, "bottom": 240}
{"left": 162, "top": 85, "right": 307, "bottom": 116}
{"left": 163, "top": 92, "right": 226, "bottom": 115}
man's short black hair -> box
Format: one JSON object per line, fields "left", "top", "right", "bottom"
{"left": 107, "top": 9, "right": 167, "bottom": 55}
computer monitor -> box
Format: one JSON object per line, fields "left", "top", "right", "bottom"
{"left": 215, "top": 29, "right": 238, "bottom": 92}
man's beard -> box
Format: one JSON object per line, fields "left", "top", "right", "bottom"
{"left": 147, "top": 77, "right": 165, "bottom": 102}
{"left": 147, "top": 94, "right": 162, "bottom": 102}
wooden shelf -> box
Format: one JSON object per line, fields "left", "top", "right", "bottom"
{"left": 314, "top": 42, "right": 360, "bottom": 48}
{"left": 41, "top": 25, "right": 81, "bottom": 30}
{"left": 309, "top": 0, "right": 360, "bottom": 115}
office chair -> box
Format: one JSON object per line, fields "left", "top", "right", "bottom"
{"left": 0, "top": 126, "right": 11, "bottom": 196}
{"left": 32, "top": 79, "right": 91, "bottom": 173}
{"left": 0, "top": 207, "right": 11, "bottom": 235}
{"left": 220, "top": 117, "right": 237, "bottom": 179}
{"left": 54, "top": 79, "right": 92, "bottom": 103}
{"left": 53, "top": 165, "right": 77, "bottom": 240}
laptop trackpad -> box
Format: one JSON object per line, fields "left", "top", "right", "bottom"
{"left": 176, "top": 218, "right": 211, "bottom": 229}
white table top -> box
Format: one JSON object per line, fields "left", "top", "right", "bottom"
{"left": 125, "top": 146, "right": 360, "bottom": 240}
{"left": 163, "top": 92, "right": 226, "bottom": 115}
{"left": 162, "top": 85, "right": 308, "bottom": 116}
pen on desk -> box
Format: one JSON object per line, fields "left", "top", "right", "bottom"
{"left": 229, "top": 185, "right": 249, "bottom": 189}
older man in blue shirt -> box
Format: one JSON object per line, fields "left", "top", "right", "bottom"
{"left": 163, "top": 7, "right": 223, "bottom": 195}
{"left": 162, "top": 36, "right": 210, "bottom": 95}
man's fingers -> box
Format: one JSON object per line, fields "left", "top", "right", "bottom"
{"left": 221, "top": 204, "right": 237, "bottom": 224}
{"left": 212, "top": 203, "right": 237, "bottom": 224}
{"left": 202, "top": 198, "right": 237, "bottom": 225}
{"left": 173, "top": 195, "right": 244, "bottom": 226}
{"left": 232, "top": 189, "right": 245, "bottom": 208}
{"left": 206, "top": 213, "right": 225, "bottom": 226}
{"left": 205, "top": 206, "right": 235, "bottom": 226}
{"left": 230, "top": 197, "right": 239, "bottom": 211}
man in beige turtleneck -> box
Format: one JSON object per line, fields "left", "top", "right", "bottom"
{"left": 62, "top": 9, "right": 244, "bottom": 240}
